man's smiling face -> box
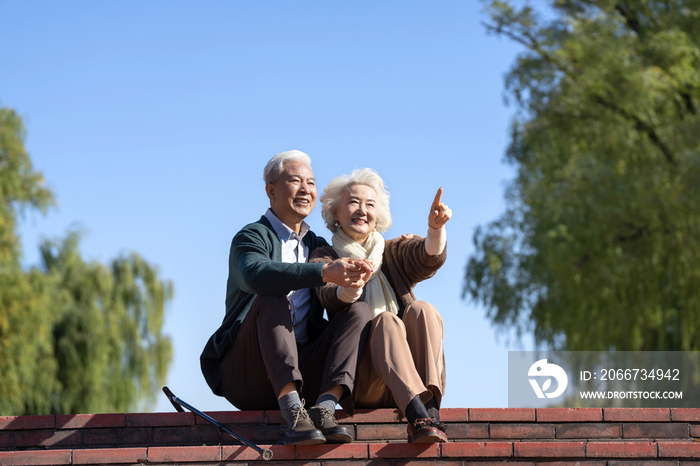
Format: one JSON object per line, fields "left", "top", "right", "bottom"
{"left": 266, "top": 161, "right": 317, "bottom": 232}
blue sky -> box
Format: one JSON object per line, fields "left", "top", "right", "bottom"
{"left": 1, "top": 1, "right": 533, "bottom": 413}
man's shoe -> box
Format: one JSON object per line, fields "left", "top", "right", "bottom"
{"left": 407, "top": 417, "right": 447, "bottom": 444}
{"left": 308, "top": 405, "right": 353, "bottom": 443}
{"left": 278, "top": 402, "right": 326, "bottom": 446}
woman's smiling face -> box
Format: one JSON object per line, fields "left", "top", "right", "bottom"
{"left": 335, "top": 183, "right": 377, "bottom": 243}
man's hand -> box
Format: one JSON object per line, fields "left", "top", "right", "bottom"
{"left": 428, "top": 187, "right": 452, "bottom": 230}
{"left": 323, "top": 257, "right": 374, "bottom": 288}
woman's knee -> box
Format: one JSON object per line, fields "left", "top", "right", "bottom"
{"left": 404, "top": 300, "right": 442, "bottom": 326}
{"left": 372, "top": 311, "right": 405, "bottom": 335}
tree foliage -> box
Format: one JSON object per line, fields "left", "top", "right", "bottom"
{"left": 0, "top": 104, "right": 172, "bottom": 415}
{"left": 465, "top": 1, "right": 700, "bottom": 351}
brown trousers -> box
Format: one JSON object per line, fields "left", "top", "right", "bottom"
{"left": 353, "top": 300, "right": 445, "bottom": 413}
{"left": 220, "top": 295, "right": 372, "bottom": 412}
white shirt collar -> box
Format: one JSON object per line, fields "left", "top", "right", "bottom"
{"left": 264, "top": 208, "right": 310, "bottom": 241}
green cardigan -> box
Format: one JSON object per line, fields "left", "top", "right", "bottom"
{"left": 200, "top": 216, "right": 330, "bottom": 395}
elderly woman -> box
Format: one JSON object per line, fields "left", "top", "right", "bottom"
{"left": 310, "top": 168, "right": 451, "bottom": 443}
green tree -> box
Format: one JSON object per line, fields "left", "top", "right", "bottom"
{"left": 0, "top": 104, "right": 172, "bottom": 415}
{"left": 465, "top": 1, "right": 700, "bottom": 351}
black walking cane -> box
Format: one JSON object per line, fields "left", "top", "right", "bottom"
{"left": 162, "top": 386, "right": 273, "bottom": 461}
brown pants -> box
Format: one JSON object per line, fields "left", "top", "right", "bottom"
{"left": 353, "top": 300, "right": 445, "bottom": 413}
{"left": 220, "top": 295, "right": 372, "bottom": 412}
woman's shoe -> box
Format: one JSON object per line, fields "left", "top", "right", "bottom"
{"left": 407, "top": 417, "right": 447, "bottom": 443}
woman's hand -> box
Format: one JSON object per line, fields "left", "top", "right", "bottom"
{"left": 428, "top": 187, "right": 452, "bottom": 229}
{"left": 348, "top": 258, "right": 374, "bottom": 289}
{"left": 331, "top": 258, "right": 373, "bottom": 304}
{"left": 322, "top": 257, "right": 373, "bottom": 287}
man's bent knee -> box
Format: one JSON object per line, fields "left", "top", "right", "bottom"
{"left": 343, "top": 301, "right": 373, "bottom": 326}
{"left": 251, "top": 295, "right": 292, "bottom": 323}
{"left": 253, "top": 295, "right": 290, "bottom": 311}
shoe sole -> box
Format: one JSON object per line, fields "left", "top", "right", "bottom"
{"left": 278, "top": 437, "right": 326, "bottom": 446}
{"left": 409, "top": 432, "right": 448, "bottom": 444}
{"left": 322, "top": 427, "right": 353, "bottom": 444}
{"left": 278, "top": 433, "right": 327, "bottom": 446}
{"left": 324, "top": 433, "right": 353, "bottom": 443}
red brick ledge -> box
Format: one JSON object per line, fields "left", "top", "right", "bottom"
{"left": 3, "top": 408, "right": 700, "bottom": 430}
{"left": 0, "top": 408, "right": 700, "bottom": 452}
{"left": 3, "top": 441, "right": 700, "bottom": 465}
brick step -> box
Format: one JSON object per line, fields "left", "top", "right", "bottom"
{"left": 2, "top": 408, "right": 700, "bottom": 465}
{"left": 3, "top": 441, "right": 700, "bottom": 466}
{"left": 3, "top": 408, "right": 700, "bottom": 450}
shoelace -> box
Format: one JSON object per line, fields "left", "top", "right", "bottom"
{"left": 413, "top": 417, "right": 445, "bottom": 432}
{"left": 315, "top": 406, "right": 335, "bottom": 425}
{"left": 289, "top": 401, "right": 311, "bottom": 429}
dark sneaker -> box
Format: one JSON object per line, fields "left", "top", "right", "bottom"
{"left": 308, "top": 405, "right": 353, "bottom": 443}
{"left": 278, "top": 402, "right": 326, "bottom": 446}
{"left": 407, "top": 417, "right": 447, "bottom": 444}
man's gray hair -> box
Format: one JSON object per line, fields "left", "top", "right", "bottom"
{"left": 263, "top": 150, "right": 312, "bottom": 184}
{"left": 320, "top": 168, "right": 392, "bottom": 234}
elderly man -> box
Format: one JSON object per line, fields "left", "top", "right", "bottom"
{"left": 200, "top": 150, "right": 373, "bottom": 446}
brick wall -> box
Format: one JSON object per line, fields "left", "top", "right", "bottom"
{"left": 2, "top": 408, "right": 700, "bottom": 465}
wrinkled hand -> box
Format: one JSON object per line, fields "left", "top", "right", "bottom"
{"left": 322, "top": 257, "right": 374, "bottom": 288}
{"left": 428, "top": 187, "right": 452, "bottom": 229}
{"left": 343, "top": 258, "right": 374, "bottom": 289}
{"left": 400, "top": 233, "right": 416, "bottom": 240}
{"left": 354, "top": 258, "right": 375, "bottom": 288}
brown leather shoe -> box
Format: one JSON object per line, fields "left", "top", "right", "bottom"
{"left": 407, "top": 417, "right": 447, "bottom": 444}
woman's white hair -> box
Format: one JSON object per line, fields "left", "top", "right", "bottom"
{"left": 321, "top": 168, "right": 392, "bottom": 233}
{"left": 263, "top": 150, "right": 312, "bottom": 184}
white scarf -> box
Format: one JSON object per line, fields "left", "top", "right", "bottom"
{"left": 332, "top": 229, "right": 400, "bottom": 318}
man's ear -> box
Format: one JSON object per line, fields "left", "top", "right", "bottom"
{"left": 265, "top": 182, "right": 275, "bottom": 202}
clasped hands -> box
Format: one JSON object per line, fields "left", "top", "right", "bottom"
{"left": 322, "top": 257, "right": 374, "bottom": 288}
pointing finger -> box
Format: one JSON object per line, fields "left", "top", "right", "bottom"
{"left": 431, "top": 187, "right": 443, "bottom": 211}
